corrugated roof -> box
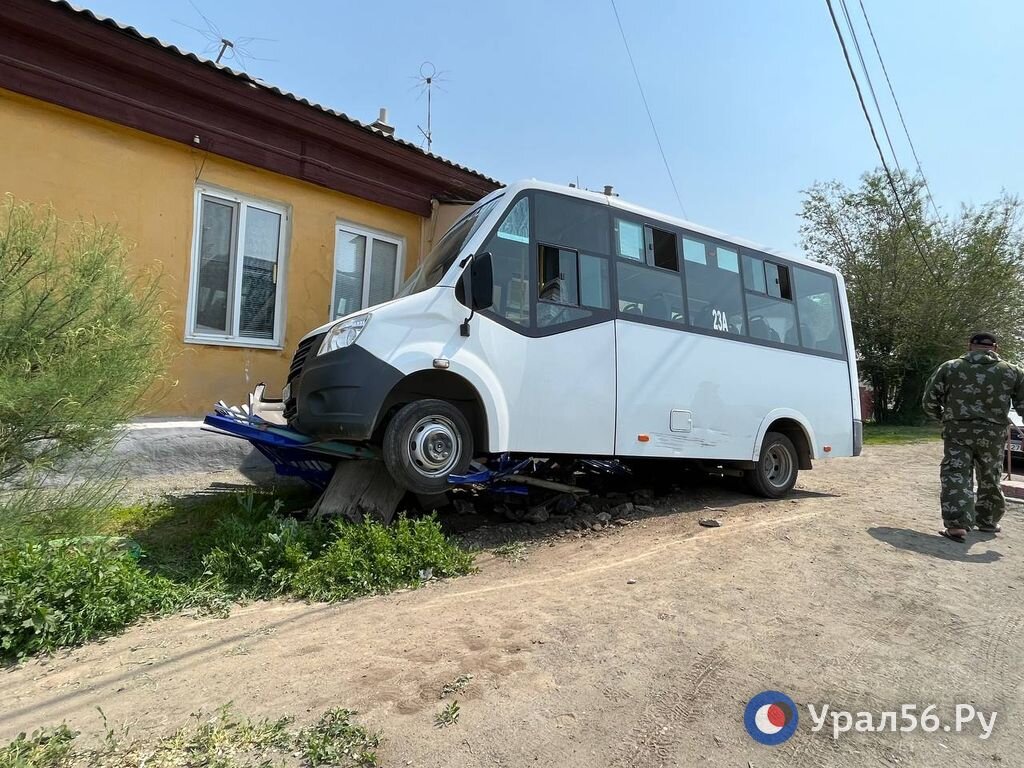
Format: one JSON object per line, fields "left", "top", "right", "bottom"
{"left": 50, "top": 0, "right": 501, "bottom": 186}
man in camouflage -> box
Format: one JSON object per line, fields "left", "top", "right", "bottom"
{"left": 922, "top": 332, "right": 1024, "bottom": 542}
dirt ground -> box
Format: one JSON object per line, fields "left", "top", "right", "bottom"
{"left": 3, "top": 442, "right": 1022, "bottom": 767}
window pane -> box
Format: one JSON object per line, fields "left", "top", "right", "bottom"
{"left": 742, "top": 254, "right": 766, "bottom": 293}
{"left": 194, "top": 197, "right": 235, "bottom": 334}
{"left": 580, "top": 254, "right": 610, "bottom": 309}
{"left": 239, "top": 207, "right": 281, "bottom": 340}
{"left": 683, "top": 237, "right": 706, "bottom": 265}
{"left": 615, "top": 219, "right": 644, "bottom": 261}
{"left": 497, "top": 198, "right": 529, "bottom": 243}
{"left": 368, "top": 238, "right": 399, "bottom": 307}
{"left": 333, "top": 230, "right": 366, "bottom": 319}
{"left": 538, "top": 246, "right": 579, "bottom": 306}
{"left": 616, "top": 261, "right": 685, "bottom": 324}
{"left": 535, "top": 192, "right": 609, "bottom": 254}
{"left": 716, "top": 246, "right": 739, "bottom": 273}
{"left": 685, "top": 251, "right": 745, "bottom": 334}
{"left": 482, "top": 200, "right": 530, "bottom": 327}
{"left": 794, "top": 266, "right": 844, "bottom": 354}
{"left": 648, "top": 227, "right": 678, "bottom": 271}
{"left": 746, "top": 292, "right": 799, "bottom": 345}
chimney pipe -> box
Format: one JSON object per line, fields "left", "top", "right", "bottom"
{"left": 603, "top": 184, "right": 616, "bottom": 196}
{"left": 371, "top": 107, "right": 395, "bottom": 136}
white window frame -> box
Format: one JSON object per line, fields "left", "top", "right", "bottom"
{"left": 331, "top": 221, "right": 405, "bottom": 320}
{"left": 185, "top": 185, "right": 289, "bottom": 349}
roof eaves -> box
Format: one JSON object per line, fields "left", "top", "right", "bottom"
{"left": 50, "top": 0, "right": 501, "bottom": 186}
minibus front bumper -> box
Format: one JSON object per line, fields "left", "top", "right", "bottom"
{"left": 285, "top": 341, "right": 403, "bottom": 441}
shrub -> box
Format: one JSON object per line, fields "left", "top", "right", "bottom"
{"left": 0, "top": 539, "right": 179, "bottom": 662}
{"left": 290, "top": 515, "right": 475, "bottom": 601}
{"left": 0, "top": 196, "right": 167, "bottom": 485}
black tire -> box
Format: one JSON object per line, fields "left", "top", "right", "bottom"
{"left": 382, "top": 399, "right": 474, "bottom": 495}
{"left": 746, "top": 431, "right": 799, "bottom": 498}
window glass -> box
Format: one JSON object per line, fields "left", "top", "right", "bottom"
{"left": 579, "top": 254, "right": 610, "bottom": 309}
{"left": 683, "top": 237, "right": 706, "bottom": 265}
{"left": 647, "top": 226, "right": 678, "bottom": 271}
{"left": 239, "top": 207, "right": 281, "bottom": 339}
{"left": 616, "top": 261, "right": 685, "bottom": 324}
{"left": 538, "top": 245, "right": 580, "bottom": 307}
{"left": 397, "top": 195, "right": 501, "bottom": 297}
{"left": 332, "top": 227, "right": 403, "bottom": 319}
{"left": 615, "top": 219, "right": 644, "bottom": 261}
{"left": 333, "top": 231, "right": 366, "bottom": 319}
{"left": 195, "top": 197, "right": 235, "bottom": 333}
{"left": 716, "top": 246, "right": 739, "bottom": 273}
{"left": 746, "top": 293, "right": 799, "bottom": 345}
{"left": 535, "top": 192, "right": 609, "bottom": 254}
{"left": 368, "top": 239, "right": 399, "bottom": 307}
{"left": 794, "top": 267, "right": 844, "bottom": 354}
{"left": 480, "top": 197, "right": 530, "bottom": 327}
{"left": 685, "top": 239, "right": 745, "bottom": 334}
{"left": 742, "top": 254, "right": 766, "bottom": 293}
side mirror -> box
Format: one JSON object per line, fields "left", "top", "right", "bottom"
{"left": 469, "top": 252, "right": 494, "bottom": 311}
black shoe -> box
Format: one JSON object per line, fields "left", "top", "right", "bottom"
{"left": 975, "top": 523, "right": 1002, "bottom": 533}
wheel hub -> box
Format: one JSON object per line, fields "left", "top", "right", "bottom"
{"left": 408, "top": 416, "right": 461, "bottom": 477}
{"left": 765, "top": 444, "right": 794, "bottom": 489}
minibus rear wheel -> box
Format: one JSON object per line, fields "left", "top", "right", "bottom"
{"left": 383, "top": 399, "right": 474, "bottom": 495}
{"left": 747, "top": 431, "right": 799, "bottom": 498}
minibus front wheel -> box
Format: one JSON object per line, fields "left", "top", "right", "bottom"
{"left": 383, "top": 399, "right": 475, "bottom": 495}
{"left": 746, "top": 431, "right": 799, "bottom": 498}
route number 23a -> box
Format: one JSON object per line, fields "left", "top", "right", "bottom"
{"left": 711, "top": 309, "right": 729, "bottom": 332}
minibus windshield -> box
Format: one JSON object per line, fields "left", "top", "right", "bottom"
{"left": 396, "top": 195, "right": 502, "bottom": 297}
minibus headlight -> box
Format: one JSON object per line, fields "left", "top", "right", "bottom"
{"left": 317, "top": 314, "right": 370, "bottom": 356}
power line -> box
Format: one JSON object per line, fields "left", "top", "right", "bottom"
{"left": 837, "top": 0, "right": 907, "bottom": 182}
{"left": 824, "top": 0, "right": 941, "bottom": 284}
{"left": 856, "top": 0, "right": 943, "bottom": 222}
{"left": 609, "top": 0, "right": 688, "bottom": 219}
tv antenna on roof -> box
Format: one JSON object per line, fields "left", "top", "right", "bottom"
{"left": 413, "top": 61, "right": 447, "bottom": 153}
{"left": 173, "top": 0, "right": 276, "bottom": 73}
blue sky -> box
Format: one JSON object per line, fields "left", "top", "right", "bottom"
{"left": 81, "top": 0, "right": 1022, "bottom": 254}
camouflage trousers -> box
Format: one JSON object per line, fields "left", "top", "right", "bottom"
{"left": 940, "top": 421, "right": 1007, "bottom": 530}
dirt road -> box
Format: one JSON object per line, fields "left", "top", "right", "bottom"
{"left": 3, "top": 442, "right": 1022, "bottom": 767}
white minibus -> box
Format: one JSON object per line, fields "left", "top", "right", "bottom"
{"left": 282, "top": 180, "right": 861, "bottom": 498}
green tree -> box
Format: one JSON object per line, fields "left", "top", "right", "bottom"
{"left": 800, "top": 171, "right": 1024, "bottom": 424}
{"left": 0, "top": 197, "right": 168, "bottom": 485}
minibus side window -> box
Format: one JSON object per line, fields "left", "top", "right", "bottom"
{"left": 742, "top": 254, "right": 798, "bottom": 345}
{"left": 536, "top": 245, "right": 610, "bottom": 328}
{"left": 535, "top": 193, "right": 610, "bottom": 254}
{"left": 478, "top": 197, "right": 531, "bottom": 327}
{"left": 645, "top": 226, "right": 679, "bottom": 271}
{"left": 683, "top": 237, "right": 745, "bottom": 335}
{"left": 793, "top": 266, "right": 844, "bottom": 354}
{"left": 615, "top": 261, "right": 686, "bottom": 325}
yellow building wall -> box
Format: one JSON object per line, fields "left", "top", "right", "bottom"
{"left": 0, "top": 88, "right": 425, "bottom": 416}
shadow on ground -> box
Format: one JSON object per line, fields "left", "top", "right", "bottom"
{"left": 868, "top": 526, "right": 1002, "bottom": 564}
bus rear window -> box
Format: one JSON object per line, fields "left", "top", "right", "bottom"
{"left": 794, "top": 267, "right": 844, "bottom": 354}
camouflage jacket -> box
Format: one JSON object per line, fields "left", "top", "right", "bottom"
{"left": 922, "top": 350, "right": 1024, "bottom": 425}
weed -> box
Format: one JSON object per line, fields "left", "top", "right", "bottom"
{"left": 0, "top": 539, "right": 180, "bottom": 662}
{"left": 0, "top": 705, "right": 379, "bottom": 768}
{"left": 434, "top": 700, "right": 461, "bottom": 728}
{"left": 296, "top": 708, "right": 380, "bottom": 767}
{"left": 440, "top": 673, "right": 474, "bottom": 698}
{"left": 0, "top": 725, "right": 77, "bottom": 768}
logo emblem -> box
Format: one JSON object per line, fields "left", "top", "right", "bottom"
{"left": 744, "top": 690, "right": 799, "bottom": 745}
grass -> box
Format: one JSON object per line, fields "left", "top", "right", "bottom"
{"left": 440, "top": 673, "right": 473, "bottom": 698}
{"left": 492, "top": 541, "right": 528, "bottom": 561}
{"left": 0, "top": 488, "right": 475, "bottom": 663}
{"left": 0, "top": 704, "right": 380, "bottom": 768}
{"left": 863, "top": 424, "right": 943, "bottom": 445}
